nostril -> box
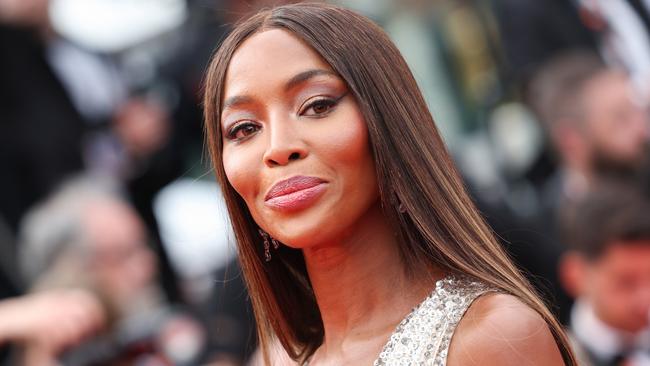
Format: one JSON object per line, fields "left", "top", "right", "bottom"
{"left": 265, "top": 150, "right": 303, "bottom": 167}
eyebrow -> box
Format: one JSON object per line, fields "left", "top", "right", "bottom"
{"left": 221, "top": 69, "right": 338, "bottom": 113}
{"left": 222, "top": 95, "right": 254, "bottom": 112}
{"left": 284, "top": 69, "right": 338, "bottom": 91}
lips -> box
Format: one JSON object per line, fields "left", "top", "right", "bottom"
{"left": 264, "top": 176, "right": 327, "bottom": 212}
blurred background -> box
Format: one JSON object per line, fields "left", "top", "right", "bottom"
{"left": 0, "top": 0, "right": 649, "bottom": 365}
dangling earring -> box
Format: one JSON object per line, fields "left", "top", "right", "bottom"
{"left": 258, "top": 229, "right": 272, "bottom": 262}
{"left": 258, "top": 229, "right": 280, "bottom": 262}
{"left": 393, "top": 191, "right": 407, "bottom": 213}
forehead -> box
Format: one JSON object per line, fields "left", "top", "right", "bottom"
{"left": 224, "top": 28, "right": 334, "bottom": 98}
{"left": 582, "top": 71, "right": 630, "bottom": 104}
{"left": 596, "top": 241, "right": 650, "bottom": 267}
{"left": 83, "top": 200, "right": 144, "bottom": 247}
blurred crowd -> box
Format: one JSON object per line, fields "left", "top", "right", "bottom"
{"left": 0, "top": 0, "right": 649, "bottom": 365}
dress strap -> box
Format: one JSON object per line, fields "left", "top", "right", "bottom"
{"left": 374, "top": 274, "right": 496, "bottom": 366}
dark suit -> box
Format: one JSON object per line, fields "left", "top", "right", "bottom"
{"left": 494, "top": 0, "right": 600, "bottom": 87}
{"left": 0, "top": 26, "right": 86, "bottom": 233}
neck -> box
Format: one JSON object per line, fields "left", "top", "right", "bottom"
{"left": 302, "top": 202, "right": 440, "bottom": 355}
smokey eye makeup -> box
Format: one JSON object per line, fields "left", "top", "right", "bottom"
{"left": 298, "top": 92, "right": 348, "bottom": 117}
{"left": 221, "top": 76, "right": 349, "bottom": 143}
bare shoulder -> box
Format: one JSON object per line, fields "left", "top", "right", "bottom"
{"left": 247, "top": 339, "right": 300, "bottom": 366}
{"left": 446, "top": 293, "right": 565, "bottom": 366}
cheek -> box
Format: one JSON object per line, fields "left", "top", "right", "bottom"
{"left": 590, "top": 270, "right": 630, "bottom": 309}
{"left": 586, "top": 268, "right": 610, "bottom": 302}
{"left": 223, "top": 147, "right": 261, "bottom": 205}
{"left": 322, "top": 107, "right": 373, "bottom": 171}
{"left": 344, "top": 119, "right": 376, "bottom": 192}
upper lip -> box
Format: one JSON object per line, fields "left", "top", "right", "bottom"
{"left": 264, "top": 175, "right": 326, "bottom": 201}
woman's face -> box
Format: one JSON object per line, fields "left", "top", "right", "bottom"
{"left": 220, "top": 29, "right": 379, "bottom": 248}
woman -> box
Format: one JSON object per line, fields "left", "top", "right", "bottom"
{"left": 203, "top": 3, "right": 575, "bottom": 365}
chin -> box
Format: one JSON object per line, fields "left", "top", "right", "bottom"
{"left": 255, "top": 192, "right": 378, "bottom": 249}
{"left": 272, "top": 218, "right": 333, "bottom": 249}
{"left": 255, "top": 198, "right": 334, "bottom": 246}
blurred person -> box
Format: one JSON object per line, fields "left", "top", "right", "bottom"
{"left": 18, "top": 176, "right": 206, "bottom": 365}
{"left": 113, "top": 96, "right": 171, "bottom": 162}
{"left": 112, "top": 93, "right": 184, "bottom": 305}
{"left": 0, "top": 288, "right": 105, "bottom": 365}
{"left": 559, "top": 182, "right": 650, "bottom": 366}
{"left": 0, "top": 0, "right": 88, "bottom": 233}
{"left": 0, "top": 4, "right": 95, "bottom": 357}
{"left": 529, "top": 51, "right": 649, "bottom": 209}
{"left": 500, "top": 50, "right": 650, "bottom": 325}
{"left": 494, "top": 0, "right": 600, "bottom": 89}
{"left": 495, "top": 0, "right": 650, "bottom": 97}
{"left": 0, "top": 0, "right": 183, "bottom": 304}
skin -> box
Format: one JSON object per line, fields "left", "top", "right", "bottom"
{"left": 82, "top": 199, "right": 156, "bottom": 315}
{"left": 113, "top": 97, "right": 170, "bottom": 159}
{"left": 221, "top": 29, "right": 562, "bottom": 365}
{"left": 580, "top": 72, "right": 649, "bottom": 165}
{"left": 4, "top": 198, "right": 155, "bottom": 365}
{"left": 0, "top": 289, "right": 105, "bottom": 365}
{"left": 0, "top": 0, "right": 55, "bottom": 40}
{"left": 553, "top": 71, "right": 649, "bottom": 192}
{"left": 0, "top": 0, "right": 49, "bottom": 26}
{"left": 447, "top": 294, "right": 565, "bottom": 366}
{"left": 563, "top": 242, "right": 650, "bottom": 334}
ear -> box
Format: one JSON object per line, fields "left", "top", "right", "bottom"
{"left": 558, "top": 251, "right": 588, "bottom": 298}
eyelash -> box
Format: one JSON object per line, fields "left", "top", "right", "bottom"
{"left": 299, "top": 95, "right": 342, "bottom": 117}
{"left": 224, "top": 94, "right": 346, "bottom": 142}
{"left": 225, "top": 121, "right": 260, "bottom": 141}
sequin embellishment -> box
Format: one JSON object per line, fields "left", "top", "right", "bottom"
{"left": 373, "top": 274, "right": 494, "bottom": 366}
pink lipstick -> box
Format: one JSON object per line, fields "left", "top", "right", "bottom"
{"left": 264, "top": 176, "right": 327, "bottom": 212}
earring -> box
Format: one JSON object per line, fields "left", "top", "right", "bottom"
{"left": 258, "top": 229, "right": 272, "bottom": 262}
{"left": 393, "top": 192, "right": 407, "bottom": 213}
{"left": 258, "top": 229, "right": 280, "bottom": 262}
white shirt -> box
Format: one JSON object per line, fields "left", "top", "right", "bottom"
{"left": 576, "top": 0, "right": 650, "bottom": 97}
{"left": 571, "top": 300, "right": 650, "bottom": 365}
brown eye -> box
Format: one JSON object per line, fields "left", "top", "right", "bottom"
{"left": 226, "top": 121, "right": 260, "bottom": 141}
{"left": 302, "top": 98, "right": 337, "bottom": 117}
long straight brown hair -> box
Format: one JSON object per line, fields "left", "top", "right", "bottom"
{"left": 203, "top": 3, "right": 575, "bottom": 365}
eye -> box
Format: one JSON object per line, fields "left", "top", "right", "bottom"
{"left": 225, "top": 121, "right": 261, "bottom": 141}
{"left": 301, "top": 96, "right": 342, "bottom": 117}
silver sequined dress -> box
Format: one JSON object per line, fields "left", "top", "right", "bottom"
{"left": 373, "top": 274, "right": 495, "bottom": 366}
{"left": 304, "top": 275, "right": 495, "bottom": 366}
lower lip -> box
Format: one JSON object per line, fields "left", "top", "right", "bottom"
{"left": 264, "top": 183, "right": 327, "bottom": 212}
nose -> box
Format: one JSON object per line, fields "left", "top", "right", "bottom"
{"left": 263, "top": 117, "right": 308, "bottom": 167}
